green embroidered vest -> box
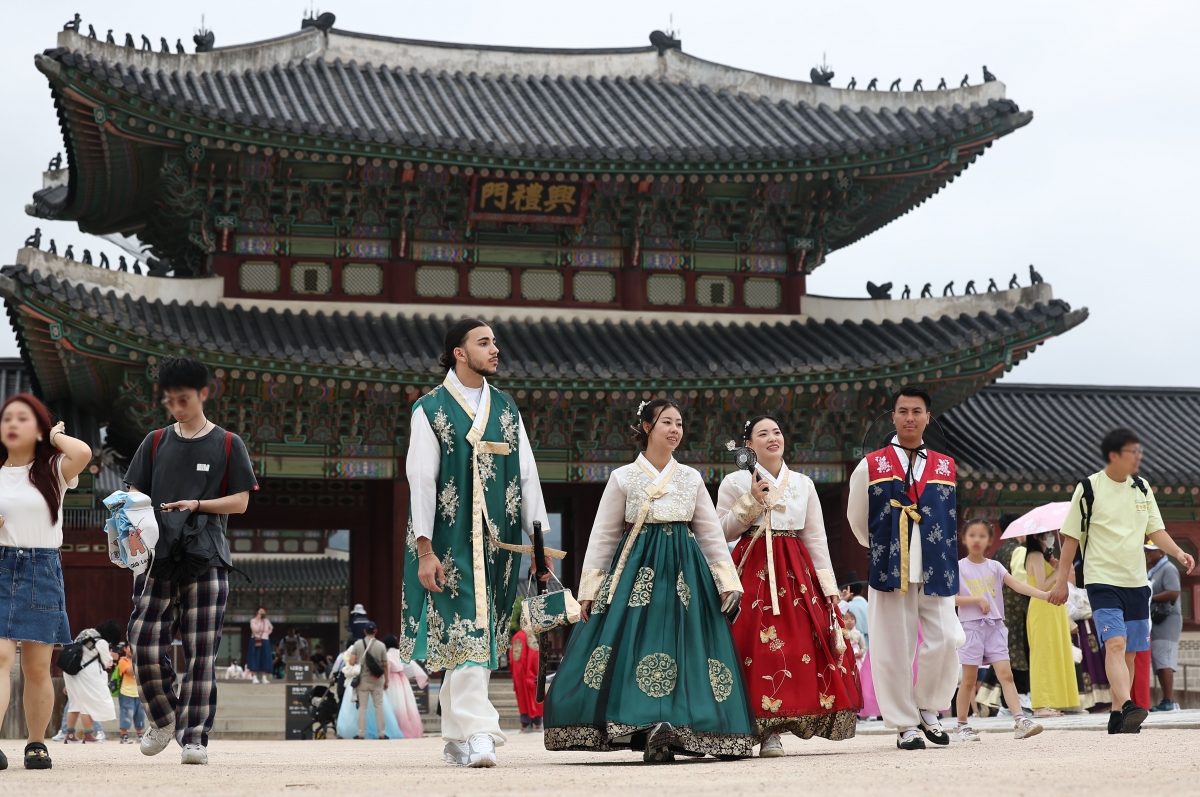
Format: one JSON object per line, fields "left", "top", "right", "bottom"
{"left": 399, "top": 379, "right": 525, "bottom": 670}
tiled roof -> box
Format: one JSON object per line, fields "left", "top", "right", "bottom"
{"left": 2, "top": 263, "right": 1084, "bottom": 383}
{"left": 42, "top": 45, "right": 1027, "bottom": 163}
{"left": 229, "top": 556, "right": 348, "bottom": 589}
{"left": 941, "top": 384, "right": 1200, "bottom": 485}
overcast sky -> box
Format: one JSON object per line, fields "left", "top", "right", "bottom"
{"left": 3, "top": 1, "right": 1196, "bottom": 386}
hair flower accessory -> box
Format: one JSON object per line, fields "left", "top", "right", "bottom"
{"left": 636, "top": 400, "right": 648, "bottom": 419}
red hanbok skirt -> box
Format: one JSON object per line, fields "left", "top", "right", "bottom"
{"left": 730, "top": 530, "right": 862, "bottom": 741}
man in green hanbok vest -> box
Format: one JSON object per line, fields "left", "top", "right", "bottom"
{"left": 401, "top": 319, "right": 551, "bottom": 768}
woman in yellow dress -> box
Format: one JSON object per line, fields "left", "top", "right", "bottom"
{"left": 1023, "top": 532, "right": 1080, "bottom": 715}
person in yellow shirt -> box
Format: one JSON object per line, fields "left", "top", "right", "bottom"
{"left": 116, "top": 645, "right": 145, "bottom": 744}
{"left": 1048, "top": 428, "right": 1195, "bottom": 735}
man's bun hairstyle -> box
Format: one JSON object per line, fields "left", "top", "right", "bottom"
{"left": 439, "top": 318, "right": 489, "bottom": 371}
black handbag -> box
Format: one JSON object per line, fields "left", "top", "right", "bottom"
{"left": 363, "top": 640, "right": 385, "bottom": 678}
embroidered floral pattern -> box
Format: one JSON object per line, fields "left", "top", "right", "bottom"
{"left": 431, "top": 406, "right": 455, "bottom": 453}
{"left": 438, "top": 478, "right": 459, "bottom": 523}
{"left": 477, "top": 452, "right": 496, "bottom": 488}
{"left": 424, "top": 600, "right": 491, "bottom": 670}
{"left": 628, "top": 567, "right": 655, "bottom": 607}
{"left": 927, "top": 523, "right": 944, "bottom": 544}
{"left": 591, "top": 575, "right": 612, "bottom": 615}
{"left": 936, "top": 484, "right": 953, "bottom": 502}
{"left": 709, "top": 659, "right": 734, "bottom": 702}
{"left": 676, "top": 572, "right": 691, "bottom": 608}
{"left": 405, "top": 518, "right": 418, "bottom": 559}
{"left": 505, "top": 476, "right": 521, "bottom": 523}
{"left": 934, "top": 458, "right": 952, "bottom": 477}
{"left": 636, "top": 653, "right": 678, "bottom": 698}
{"left": 621, "top": 463, "right": 699, "bottom": 523}
{"left": 440, "top": 549, "right": 462, "bottom": 597}
{"left": 584, "top": 645, "right": 612, "bottom": 689}
{"left": 762, "top": 695, "right": 782, "bottom": 713}
{"left": 499, "top": 405, "right": 519, "bottom": 448}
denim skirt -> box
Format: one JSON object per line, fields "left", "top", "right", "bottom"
{"left": 0, "top": 547, "right": 72, "bottom": 644}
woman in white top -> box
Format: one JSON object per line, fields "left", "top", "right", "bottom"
{"left": 544, "top": 399, "right": 755, "bottom": 762}
{"left": 0, "top": 393, "right": 91, "bottom": 768}
{"left": 716, "top": 415, "right": 862, "bottom": 757}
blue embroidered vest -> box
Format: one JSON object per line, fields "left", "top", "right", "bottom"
{"left": 865, "top": 446, "right": 959, "bottom": 597}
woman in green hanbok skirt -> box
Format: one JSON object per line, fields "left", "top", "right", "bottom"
{"left": 544, "top": 399, "right": 755, "bottom": 761}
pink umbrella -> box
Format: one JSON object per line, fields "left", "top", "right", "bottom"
{"left": 1000, "top": 501, "right": 1071, "bottom": 540}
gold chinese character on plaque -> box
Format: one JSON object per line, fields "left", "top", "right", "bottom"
{"left": 470, "top": 177, "right": 588, "bottom": 224}
{"left": 543, "top": 185, "right": 577, "bottom": 213}
{"left": 479, "top": 181, "right": 509, "bottom": 211}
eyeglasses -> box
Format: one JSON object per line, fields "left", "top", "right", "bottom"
{"left": 1120, "top": 447, "right": 1143, "bottom": 457}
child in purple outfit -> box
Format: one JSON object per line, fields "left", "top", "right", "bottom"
{"left": 953, "top": 519, "right": 1051, "bottom": 741}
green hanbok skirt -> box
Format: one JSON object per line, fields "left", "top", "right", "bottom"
{"left": 544, "top": 521, "right": 756, "bottom": 757}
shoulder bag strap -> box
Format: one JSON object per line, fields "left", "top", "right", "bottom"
{"left": 220, "top": 431, "right": 233, "bottom": 496}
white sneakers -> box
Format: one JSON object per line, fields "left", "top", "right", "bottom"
{"left": 1014, "top": 716, "right": 1043, "bottom": 740}
{"left": 140, "top": 723, "right": 175, "bottom": 756}
{"left": 181, "top": 744, "right": 208, "bottom": 765}
{"left": 466, "top": 733, "right": 497, "bottom": 767}
{"left": 951, "top": 725, "right": 981, "bottom": 742}
{"left": 759, "top": 734, "right": 785, "bottom": 757}
{"left": 442, "top": 735, "right": 497, "bottom": 767}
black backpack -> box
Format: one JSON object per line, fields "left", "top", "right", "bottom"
{"left": 1076, "top": 474, "right": 1149, "bottom": 585}
{"left": 57, "top": 638, "right": 98, "bottom": 676}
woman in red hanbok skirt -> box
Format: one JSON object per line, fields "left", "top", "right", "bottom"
{"left": 717, "top": 415, "right": 863, "bottom": 757}
{"left": 510, "top": 628, "right": 543, "bottom": 731}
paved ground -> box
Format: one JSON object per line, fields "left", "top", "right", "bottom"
{"left": 3, "top": 726, "right": 1199, "bottom": 796}
{"left": 858, "top": 707, "right": 1200, "bottom": 733}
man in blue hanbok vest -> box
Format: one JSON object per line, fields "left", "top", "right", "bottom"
{"left": 848, "top": 387, "right": 962, "bottom": 750}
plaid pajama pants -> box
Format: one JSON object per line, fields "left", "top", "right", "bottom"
{"left": 129, "top": 566, "right": 229, "bottom": 747}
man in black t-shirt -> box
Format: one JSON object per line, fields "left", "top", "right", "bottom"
{"left": 124, "top": 357, "right": 258, "bottom": 766}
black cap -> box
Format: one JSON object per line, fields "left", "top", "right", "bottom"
{"left": 364, "top": 621, "right": 377, "bottom": 634}
{"left": 839, "top": 571, "right": 860, "bottom": 587}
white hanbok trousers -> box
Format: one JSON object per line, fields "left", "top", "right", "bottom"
{"left": 867, "top": 586, "right": 962, "bottom": 730}
{"left": 440, "top": 665, "right": 506, "bottom": 744}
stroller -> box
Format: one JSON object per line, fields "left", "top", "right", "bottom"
{"left": 307, "top": 684, "right": 340, "bottom": 740}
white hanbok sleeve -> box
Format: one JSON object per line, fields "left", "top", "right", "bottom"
{"left": 517, "top": 415, "right": 550, "bottom": 539}
{"left": 797, "top": 478, "right": 839, "bottom": 596}
{"left": 691, "top": 481, "right": 742, "bottom": 594}
{"left": 405, "top": 659, "right": 429, "bottom": 688}
{"left": 716, "top": 472, "right": 763, "bottom": 542}
{"left": 577, "top": 472, "right": 629, "bottom": 601}
{"left": 847, "top": 458, "right": 870, "bottom": 548}
{"left": 406, "top": 406, "right": 440, "bottom": 540}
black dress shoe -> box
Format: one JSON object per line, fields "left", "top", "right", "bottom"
{"left": 896, "top": 733, "right": 926, "bottom": 750}
{"left": 918, "top": 715, "right": 950, "bottom": 745}
{"left": 1107, "top": 710, "right": 1123, "bottom": 734}
{"left": 1119, "top": 701, "right": 1148, "bottom": 734}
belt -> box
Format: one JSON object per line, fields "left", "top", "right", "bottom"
{"left": 741, "top": 527, "right": 804, "bottom": 539}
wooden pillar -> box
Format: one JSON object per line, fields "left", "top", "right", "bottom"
{"left": 819, "top": 482, "right": 864, "bottom": 583}
{"left": 351, "top": 481, "right": 399, "bottom": 636}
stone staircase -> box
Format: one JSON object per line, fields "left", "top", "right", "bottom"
{"left": 209, "top": 675, "right": 525, "bottom": 740}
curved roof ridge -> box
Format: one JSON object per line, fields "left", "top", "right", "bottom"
{"left": 50, "top": 27, "right": 1008, "bottom": 112}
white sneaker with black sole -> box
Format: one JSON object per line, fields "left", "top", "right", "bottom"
{"left": 466, "top": 733, "right": 496, "bottom": 767}
{"left": 181, "top": 744, "right": 208, "bottom": 765}
{"left": 140, "top": 723, "right": 175, "bottom": 757}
